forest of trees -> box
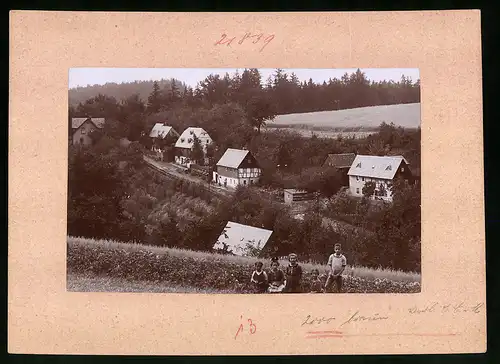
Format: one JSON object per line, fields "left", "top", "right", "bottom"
{"left": 68, "top": 68, "right": 421, "bottom": 272}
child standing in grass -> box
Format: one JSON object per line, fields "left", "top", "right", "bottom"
{"left": 267, "top": 257, "right": 285, "bottom": 293}
{"left": 283, "top": 253, "right": 303, "bottom": 293}
{"left": 325, "top": 243, "right": 347, "bottom": 293}
{"left": 309, "top": 269, "right": 323, "bottom": 293}
{"left": 250, "top": 261, "right": 268, "bottom": 293}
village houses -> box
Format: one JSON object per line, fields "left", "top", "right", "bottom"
{"left": 322, "top": 152, "right": 356, "bottom": 186}
{"left": 347, "top": 155, "right": 413, "bottom": 201}
{"left": 71, "top": 117, "right": 105, "bottom": 146}
{"left": 148, "top": 123, "right": 179, "bottom": 160}
{"left": 213, "top": 148, "right": 262, "bottom": 188}
{"left": 174, "top": 127, "right": 212, "bottom": 166}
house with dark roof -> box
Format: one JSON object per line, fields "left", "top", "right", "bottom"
{"left": 322, "top": 153, "right": 356, "bottom": 186}
{"left": 71, "top": 117, "right": 105, "bottom": 146}
{"left": 347, "top": 155, "right": 413, "bottom": 201}
{"left": 213, "top": 148, "right": 261, "bottom": 188}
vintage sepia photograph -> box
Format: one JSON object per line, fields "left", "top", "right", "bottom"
{"left": 67, "top": 68, "right": 421, "bottom": 294}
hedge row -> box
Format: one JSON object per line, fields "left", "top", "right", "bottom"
{"left": 67, "top": 243, "right": 421, "bottom": 294}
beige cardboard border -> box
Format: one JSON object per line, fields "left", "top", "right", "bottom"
{"left": 9, "top": 10, "right": 485, "bottom": 355}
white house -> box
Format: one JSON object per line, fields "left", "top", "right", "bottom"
{"left": 148, "top": 123, "right": 179, "bottom": 159}
{"left": 213, "top": 221, "right": 273, "bottom": 256}
{"left": 174, "top": 127, "right": 212, "bottom": 166}
{"left": 71, "top": 117, "right": 105, "bottom": 146}
{"left": 347, "top": 155, "right": 413, "bottom": 201}
{"left": 213, "top": 148, "right": 261, "bottom": 188}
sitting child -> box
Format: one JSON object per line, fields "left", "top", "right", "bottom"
{"left": 309, "top": 268, "right": 323, "bottom": 293}
{"left": 250, "top": 261, "right": 268, "bottom": 293}
{"left": 267, "top": 257, "right": 285, "bottom": 293}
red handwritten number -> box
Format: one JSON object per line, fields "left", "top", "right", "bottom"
{"left": 235, "top": 317, "right": 256, "bottom": 339}
{"left": 248, "top": 319, "right": 256, "bottom": 334}
{"left": 234, "top": 323, "right": 244, "bottom": 339}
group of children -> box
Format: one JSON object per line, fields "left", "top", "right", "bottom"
{"left": 250, "top": 243, "right": 347, "bottom": 294}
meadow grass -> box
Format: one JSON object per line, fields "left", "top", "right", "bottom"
{"left": 268, "top": 103, "right": 421, "bottom": 129}
{"left": 67, "top": 272, "right": 231, "bottom": 293}
{"left": 68, "top": 236, "right": 421, "bottom": 283}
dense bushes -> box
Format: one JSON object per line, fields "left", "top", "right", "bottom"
{"left": 67, "top": 238, "right": 421, "bottom": 293}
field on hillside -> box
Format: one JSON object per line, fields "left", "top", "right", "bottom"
{"left": 67, "top": 236, "right": 421, "bottom": 294}
{"left": 264, "top": 103, "right": 421, "bottom": 135}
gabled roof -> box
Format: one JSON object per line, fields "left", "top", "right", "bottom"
{"left": 323, "top": 153, "right": 356, "bottom": 168}
{"left": 149, "top": 123, "right": 176, "bottom": 138}
{"left": 213, "top": 221, "right": 273, "bottom": 256}
{"left": 71, "top": 117, "right": 105, "bottom": 129}
{"left": 347, "top": 155, "right": 409, "bottom": 179}
{"left": 175, "top": 127, "right": 212, "bottom": 149}
{"left": 216, "top": 148, "right": 251, "bottom": 169}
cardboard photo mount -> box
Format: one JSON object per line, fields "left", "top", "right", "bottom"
{"left": 8, "top": 10, "right": 485, "bottom": 355}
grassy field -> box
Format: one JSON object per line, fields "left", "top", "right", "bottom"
{"left": 264, "top": 103, "right": 421, "bottom": 138}
{"left": 68, "top": 236, "right": 421, "bottom": 284}
{"left": 67, "top": 273, "right": 231, "bottom": 293}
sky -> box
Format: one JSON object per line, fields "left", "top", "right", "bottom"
{"left": 69, "top": 68, "right": 420, "bottom": 89}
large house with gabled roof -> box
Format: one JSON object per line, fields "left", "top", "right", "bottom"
{"left": 174, "top": 127, "right": 212, "bottom": 166}
{"left": 347, "top": 155, "right": 413, "bottom": 201}
{"left": 213, "top": 148, "right": 261, "bottom": 188}
{"left": 71, "top": 117, "right": 105, "bottom": 146}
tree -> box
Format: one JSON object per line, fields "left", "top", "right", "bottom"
{"left": 191, "top": 135, "right": 204, "bottom": 165}
{"left": 362, "top": 181, "right": 376, "bottom": 198}
{"left": 246, "top": 95, "right": 276, "bottom": 134}
{"left": 147, "top": 81, "right": 162, "bottom": 113}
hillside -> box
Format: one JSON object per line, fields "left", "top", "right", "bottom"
{"left": 268, "top": 103, "right": 421, "bottom": 130}
{"left": 67, "top": 236, "right": 421, "bottom": 294}
{"left": 69, "top": 78, "right": 186, "bottom": 105}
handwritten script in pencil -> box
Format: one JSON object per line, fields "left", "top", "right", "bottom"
{"left": 214, "top": 32, "right": 275, "bottom": 52}
{"left": 301, "top": 301, "right": 485, "bottom": 328}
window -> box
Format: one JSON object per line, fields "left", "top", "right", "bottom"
{"left": 190, "top": 130, "right": 194, "bottom": 135}
{"left": 401, "top": 167, "right": 405, "bottom": 172}
{"left": 243, "top": 180, "right": 247, "bottom": 185}
{"left": 362, "top": 177, "right": 365, "bottom": 182}
{"left": 356, "top": 176, "right": 359, "bottom": 181}
{"left": 81, "top": 129, "right": 86, "bottom": 134}
{"left": 356, "top": 188, "right": 360, "bottom": 194}
{"left": 188, "top": 138, "right": 192, "bottom": 143}
{"left": 356, "top": 163, "right": 361, "bottom": 168}
{"left": 80, "top": 137, "right": 84, "bottom": 144}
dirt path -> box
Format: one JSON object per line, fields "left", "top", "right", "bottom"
{"left": 143, "top": 156, "right": 234, "bottom": 199}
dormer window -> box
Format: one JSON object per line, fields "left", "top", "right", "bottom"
{"left": 385, "top": 165, "right": 392, "bottom": 171}
{"left": 188, "top": 138, "right": 192, "bottom": 143}
{"left": 356, "top": 163, "right": 361, "bottom": 168}
{"left": 190, "top": 130, "right": 194, "bottom": 135}
{"left": 181, "top": 138, "right": 185, "bottom": 143}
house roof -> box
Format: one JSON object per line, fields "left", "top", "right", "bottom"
{"left": 175, "top": 127, "right": 211, "bottom": 149}
{"left": 71, "top": 117, "right": 105, "bottom": 129}
{"left": 213, "top": 221, "right": 273, "bottom": 256}
{"left": 216, "top": 148, "right": 250, "bottom": 169}
{"left": 149, "top": 123, "right": 176, "bottom": 138}
{"left": 347, "top": 155, "right": 409, "bottom": 179}
{"left": 323, "top": 153, "right": 356, "bottom": 168}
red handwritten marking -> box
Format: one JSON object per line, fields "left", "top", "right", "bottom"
{"left": 234, "top": 323, "right": 244, "bottom": 340}
{"left": 235, "top": 317, "right": 256, "bottom": 339}
{"left": 306, "top": 333, "right": 459, "bottom": 339}
{"left": 306, "top": 330, "right": 343, "bottom": 335}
